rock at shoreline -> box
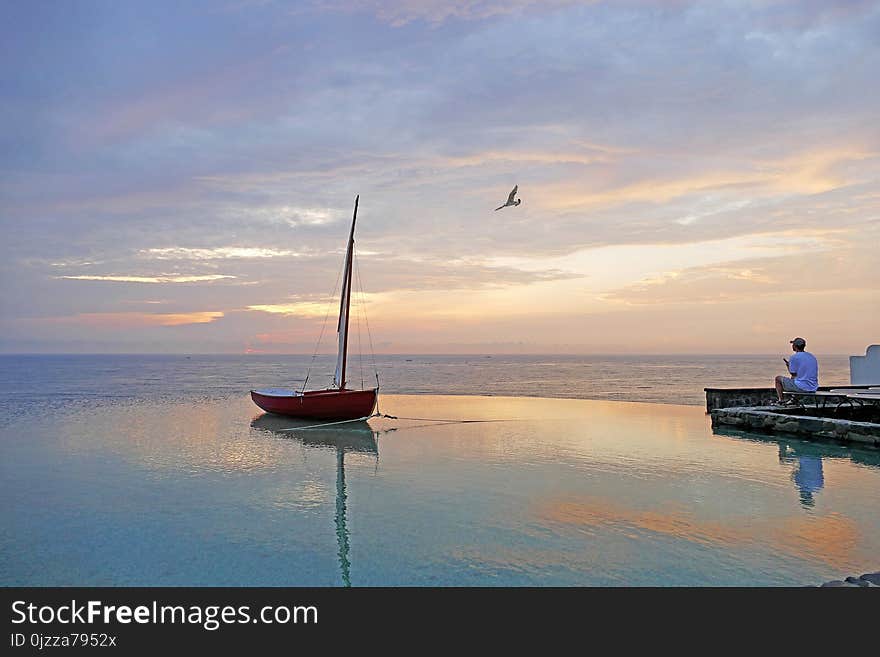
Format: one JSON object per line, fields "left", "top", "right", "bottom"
{"left": 845, "top": 576, "right": 871, "bottom": 587}
{"left": 817, "top": 571, "right": 879, "bottom": 587}
{"left": 859, "top": 572, "right": 880, "bottom": 586}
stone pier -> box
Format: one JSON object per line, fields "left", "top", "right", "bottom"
{"left": 706, "top": 386, "right": 880, "bottom": 447}
{"left": 704, "top": 385, "right": 868, "bottom": 412}
{"left": 710, "top": 405, "right": 880, "bottom": 447}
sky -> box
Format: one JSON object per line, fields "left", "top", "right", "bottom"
{"left": 1, "top": 0, "right": 878, "bottom": 355}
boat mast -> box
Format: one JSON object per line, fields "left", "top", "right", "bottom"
{"left": 336, "top": 196, "right": 358, "bottom": 390}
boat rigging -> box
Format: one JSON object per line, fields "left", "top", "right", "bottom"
{"left": 251, "top": 196, "right": 379, "bottom": 420}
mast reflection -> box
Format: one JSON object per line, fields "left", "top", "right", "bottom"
{"left": 251, "top": 414, "right": 378, "bottom": 587}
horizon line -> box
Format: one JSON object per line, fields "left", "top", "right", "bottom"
{"left": 0, "top": 351, "right": 859, "bottom": 357}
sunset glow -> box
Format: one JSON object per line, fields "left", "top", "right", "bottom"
{"left": 1, "top": 1, "right": 877, "bottom": 353}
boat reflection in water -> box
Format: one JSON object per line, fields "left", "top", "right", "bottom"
{"left": 250, "top": 413, "right": 378, "bottom": 587}
{"left": 712, "top": 425, "right": 880, "bottom": 509}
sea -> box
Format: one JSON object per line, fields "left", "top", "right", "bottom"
{"left": 2, "top": 353, "right": 877, "bottom": 587}
{"left": 0, "top": 353, "right": 854, "bottom": 426}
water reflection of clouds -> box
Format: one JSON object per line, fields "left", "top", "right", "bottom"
{"left": 536, "top": 497, "right": 863, "bottom": 570}
{"left": 56, "top": 401, "right": 291, "bottom": 475}
{"left": 776, "top": 513, "right": 859, "bottom": 569}
{"left": 540, "top": 499, "right": 750, "bottom": 546}
{"left": 268, "top": 480, "right": 329, "bottom": 511}
{"left": 446, "top": 544, "right": 615, "bottom": 584}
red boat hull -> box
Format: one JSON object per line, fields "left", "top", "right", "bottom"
{"left": 250, "top": 388, "right": 378, "bottom": 420}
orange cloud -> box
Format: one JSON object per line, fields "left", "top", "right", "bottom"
{"left": 42, "top": 312, "right": 225, "bottom": 327}
{"left": 534, "top": 147, "right": 879, "bottom": 211}
{"left": 247, "top": 302, "right": 340, "bottom": 319}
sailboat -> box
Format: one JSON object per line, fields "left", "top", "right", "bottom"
{"left": 251, "top": 196, "right": 379, "bottom": 420}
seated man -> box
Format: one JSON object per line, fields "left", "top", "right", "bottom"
{"left": 774, "top": 337, "right": 819, "bottom": 404}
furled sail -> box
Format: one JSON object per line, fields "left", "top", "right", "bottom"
{"left": 333, "top": 241, "right": 353, "bottom": 388}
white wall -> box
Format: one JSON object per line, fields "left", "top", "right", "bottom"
{"left": 850, "top": 345, "right": 880, "bottom": 385}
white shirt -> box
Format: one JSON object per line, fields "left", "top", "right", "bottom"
{"left": 789, "top": 351, "right": 819, "bottom": 392}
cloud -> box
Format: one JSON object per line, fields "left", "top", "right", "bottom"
{"left": 352, "top": 254, "right": 584, "bottom": 292}
{"left": 533, "top": 148, "right": 880, "bottom": 212}
{"left": 55, "top": 274, "right": 237, "bottom": 284}
{"left": 603, "top": 234, "right": 880, "bottom": 306}
{"left": 313, "top": 0, "right": 591, "bottom": 26}
{"left": 141, "top": 247, "right": 309, "bottom": 260}
{"left": 246, "top": 297, "right": 353, "bottom": 318}
{"left": 34, "top": 311, "right": 225, "bottom": 327}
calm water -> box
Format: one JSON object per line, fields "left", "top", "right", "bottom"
{"left": 1, "top": 355, "right": 876, "bottom": 586}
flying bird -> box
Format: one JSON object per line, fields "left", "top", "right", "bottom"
{"left": 495, "top": 185, "right": 521, "bottom": 211}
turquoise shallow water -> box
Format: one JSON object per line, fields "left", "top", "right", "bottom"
{"left": 2, "top": 387, "right": 878, "bottom": 586}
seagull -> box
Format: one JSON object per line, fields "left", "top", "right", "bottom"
{"left": 495, "top": 185, "right": 521, "bottom": 211}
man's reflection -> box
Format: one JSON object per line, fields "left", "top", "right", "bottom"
{"left": 778, "top": 443, "right": 825, "bottom": 508}
{"left": 714, "top": 424, "right": 880, "bottom": 509}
